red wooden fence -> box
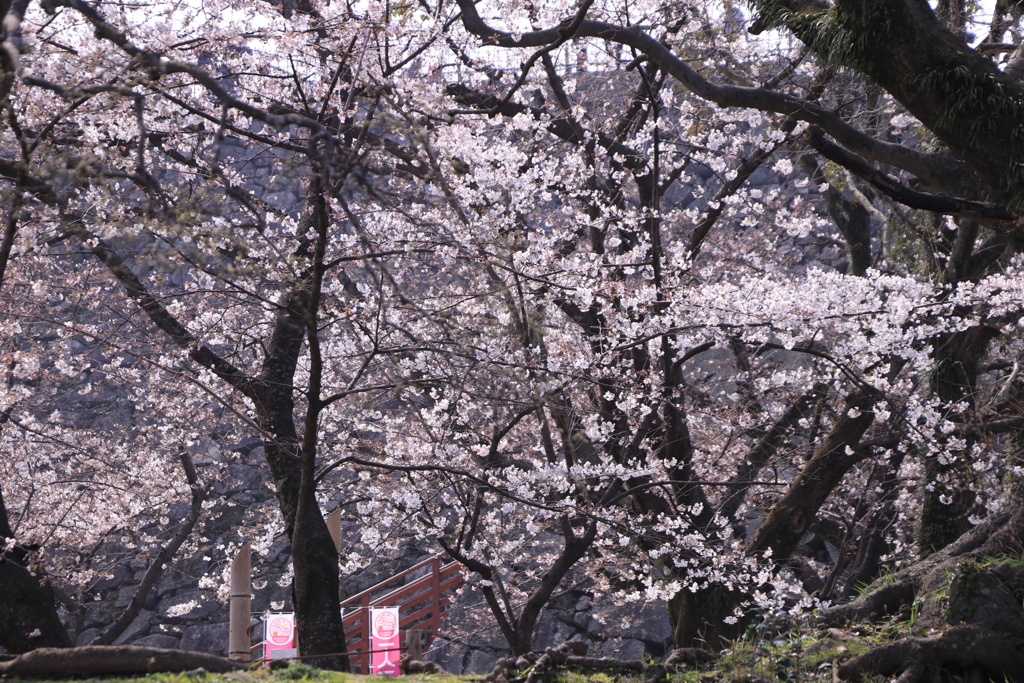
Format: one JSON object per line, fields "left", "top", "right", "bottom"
{"left": 340, "top": 553, "right": 465, "bottom": 673}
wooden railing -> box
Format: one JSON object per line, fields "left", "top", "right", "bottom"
{"left": 340, "top": 553, "right": 465, "bottom": 673}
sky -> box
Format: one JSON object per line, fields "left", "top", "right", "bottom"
{"left": 968, "top": 0, "right": 1000, "bottom": 44}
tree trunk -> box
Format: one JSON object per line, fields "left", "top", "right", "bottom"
{"left": 71, "top": 224, "right": 346, "bottom": 665}
{"left": 822, "top": 498, "right": 1024, "bottom": 681}
{"left": 255, "top": 283, "right": 345, "bottom": 668}
{"left": 917, "top": 325, "right": 997, "bottom": 555}
{"left": 0, "top": 645, "right": 244, "bottom": 675}
{"left": 442, "top": 520, "right": 598, "bottom": 656}
{"left": 667, "top": 584, "right": 742, "bottom": 650}
{"left": 757, "top": 0, "right": 1024, "bottom": 211}
{"left": 747, "top": 385, "right": 882, "bottom": 560}
{"left": 0, "top": 486, "right": 72, "bottom": 653}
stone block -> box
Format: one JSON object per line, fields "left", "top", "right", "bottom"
{"left": 133, "top": 633, "right": 181, "bottom": 648}
{"left": 572, "top": 612, "right": 591, "bottom": 630}
{"left": 76, "top": 628, "right": 100, "bottom": 646}
{"left": 464, "top": 648, "right": 500, "bottom": 675}
{"left": 594, "top": 637, "right": 646, "bottom": 661}
{"left": 116, "top": 586, "right": 136, "bottom": 609}
{"left": 589, "top": 601, "right": 672, "bottom": 645}
{"left": 180, "top": 621, "right": 230, "bottom": 654}
{"left": 156, "top": 570, "right": 191, "bottom": 596}
{"left": 91, "top": 565, "right": 134, "bottom": 593}
{"left": 113, "top": 609, "right": 154, "bottom": 645}
{"left": 424, "top": 640, "right": 469, "bottom": 674}
{"left": 533, "top": 609, "right": 575, "bottom": 651}
{"left": 84, "top": 599, "right": 120, "bottom": 629}
{"left": 159, "top": 591, "right": 220, "bottom": 622}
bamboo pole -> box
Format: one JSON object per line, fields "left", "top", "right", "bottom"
{"left": 406, "top": 629, "right": 423, "bottom": 661}
{"left": 228, "top": 542, "right": 252, "bottom": 661}
{"left": 327, "top": 507, "right": 341, "bottom": 554}
{"left": 430, "top": 556, "right": 442, "bottom": 637}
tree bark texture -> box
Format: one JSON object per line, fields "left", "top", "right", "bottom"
{"left": 754, "top": 0, "right": 1024, "bottom": 211}
{"left": 0, "top": 487, "right": 72, "bottom": 653}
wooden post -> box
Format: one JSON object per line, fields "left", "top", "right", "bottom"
{"left": 406, "top": 629, "right": 423, "bottom": 661}
{"left": 228, "top": 542, "right": 252, "bottom": 661}
{"left": 327, "top": 507, "right": 342, "bottom": 554}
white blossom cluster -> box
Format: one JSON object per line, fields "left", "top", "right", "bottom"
{"left": 0, "top": 0, "right": 1019, "bottom": 642}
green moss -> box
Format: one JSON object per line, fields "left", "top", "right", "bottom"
{"left": 747, "top": 1, "right": 899, "bottom": 72}
{"left": 912, "top": 62, "right": 1024, "bottom": 211}
{"left": 945, "top": 558, "right": 987, "bottom": 624}
{"left": 555, "top": 671, "right": 695, "bottom": 683}
{"left": 715, "top": 622, "right": 869, "bottom": 682}
{"left": 553, "top": 672, "right": 618, "bottom": 683}
{"left": 277, "top": 663, "right": 327, "bottom": 680}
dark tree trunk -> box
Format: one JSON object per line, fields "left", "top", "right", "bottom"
{"left": 665, "top": 389, "right": 822, "bottom": 649}
{"left": 755, "top": 0, "right": 1024, "bottom": 211}
{"left": 0, "top": 645, "right": 244, "bottom": 675}
{"left": 71, "top": 225, "right": 346, "bottom": 665}
{"left": 823, "top": 497, "right": 1024, "bottom": 682}
{"left": 799, "top": 154, "right": 872, "bottom": 275}
{"left": 0, "top": 486, "right": 72, "bottom": 653}
{"left": 747, "top": 385, "right": 882, "bottom": 560}
{"left": 917, "top": 325, "right": 998, "bottom": 555}
{"left": 443, "top": 520, "right": 598, "bottom": 656}
{"left": 667, "top": 584, "right": 742, "bottom": 651}
{"left": 254, "top": 282, "right": 345, "bottom": 668}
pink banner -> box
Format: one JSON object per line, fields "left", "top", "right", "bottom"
{"left": 264, "top": 612, "right": 296, "bottom": 661}
{"left": 370, "top": 607, "right": 401, "bottom": 675}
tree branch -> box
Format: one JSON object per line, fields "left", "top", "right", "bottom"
{"left": 67, "top": 224, "right": 252, "bottom": 392}
{"left": 804, "top": 127, "right": 1014, "bottom": 223}
{"left": 453, "top": 0, "right": 973, "bottom": 194}
{"left": 91, "top": 452, "right": 205, "bottom": 646}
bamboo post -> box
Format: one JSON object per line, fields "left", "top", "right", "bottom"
{"left": 406, "top": 629, "right": 423, "bottom": 661}
{"left": 430, "top": 556, "right": 442, "bottom": 640}
{"left": 327, "top": 507, "right": 342, "bottom": 554}
{"left": 360, "top": 594, "right": 370, "bottom": 673}
{"left": 228, "top": 542, "right": 252, "bottom": 661}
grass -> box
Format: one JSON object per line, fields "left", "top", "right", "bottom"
{"left": 556, "top": 672, "right": 663, "bottom": 683}
{"left": 978, "top": 546, "right": 1024, "bottom": 568}
{"left": 0, "top": 629, "right": 869, "bottom": 683}
{"left": 0, "top": 640, "right": 868, "bottom": 683}
{"left": 714, "top": 619, "right": 871, "bottom": 682}
{"left": 7, "top": 606, "right": 951, "bottom": 683}
{"left": 3, "top": 665, "right": 473, "bottom": 683}
{"left": 851, "top": 565, "right": 900, "bottom": 597}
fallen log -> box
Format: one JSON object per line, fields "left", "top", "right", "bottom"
{"left": 0, "top": 645, "right": 246, "bottom": 676}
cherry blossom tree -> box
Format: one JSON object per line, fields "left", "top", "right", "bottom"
{"left": 351, "top": 0, "right": 1024, "bottom": 667}
{"left": 4, "top": 0, "right": 1024, "bottom": 677}
{"left": 397, "top": 1, "right": 1024, "bottom": 663}
{"left": 0, "top": 0, "right": 428, "bottom": 661}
